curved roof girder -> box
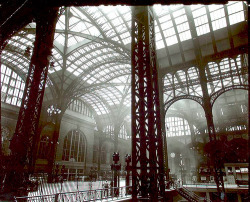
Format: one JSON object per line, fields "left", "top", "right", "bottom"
{"left": 210, "top": 85, "right": 249, "bottom": 107}
{"left": 164, "top": 95, "right": 204, "bottom": 115}
{"left": 23, "top": 26, "right": 130, "bottom": 57}
{"left": 3, "top": 44, "right": 62, "bottom": 96}
{"left": 64, "top": 58, "right": 130, "bottom": 95}
{"left": 1, "top": 60, "right": 27, "bottom": 82}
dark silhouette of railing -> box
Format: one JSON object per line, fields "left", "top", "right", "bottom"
{"left": 173, "top": 182, "right": 211, "bottom": 202}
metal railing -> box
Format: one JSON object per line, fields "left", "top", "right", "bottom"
{"left": 173, "top": 182, "right": 211, "bottom": 202}
{"left": 14, "top": 186, "right": 132, "bottom": 202}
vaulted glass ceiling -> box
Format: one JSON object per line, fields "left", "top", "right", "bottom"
{"left": 1, "top": 2, "right": 248, "bottom": 117}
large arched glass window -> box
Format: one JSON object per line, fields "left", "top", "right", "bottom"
{"left": 68, "top": 99, "right": 94, "bottom": 118}
{"left": 119, "top": 124, "right": 128, "bottom": 140}
{"left": 62, "top": 130, "right": 86, "bottom": 162}
{"left": 1, "top": 65, "right": 25, "bottom": 106}
{"left": 166, "top": 116, "right": 191, "bottom": 137}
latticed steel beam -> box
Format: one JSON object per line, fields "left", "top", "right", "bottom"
{"left": 185, "top": 5, "right": 227, "bottom": 200}
{"left": 7, "top": 7, "right": 59, "bottom": 191}
{"left": 131, "top": 6, "right": 165, "bottom": 201}
{"left": 199, "top": 65, "right": 227, "bottom": 200}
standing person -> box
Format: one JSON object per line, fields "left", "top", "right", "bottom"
{"left": 103, "top": 180, "right": 109, "bottom": 197}
{"left": 177, "top": 178, "right": 181, "bottom": 187}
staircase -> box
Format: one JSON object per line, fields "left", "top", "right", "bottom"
{"left": 173, "top": 183, "right": 211, "bottom": 202}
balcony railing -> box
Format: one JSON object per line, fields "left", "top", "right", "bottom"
{"left": 14, "top": 186, "right": 132, "bottom": 202}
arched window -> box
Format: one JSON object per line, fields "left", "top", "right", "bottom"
{"left": 68, "top": 99, "right": 94, "bottom": 118}
{"left": 1, "top": 65, "right": 25, "bottom": 106}
{"left": 166, "top": 116, "right": 191, "bottom": 137}
{"left": 119, "top": 124, "right": 128, "bottom": 140}
{"left": 62, "top": 130, "right": 86, "bottom": 162}
{"left": 38, "top": 136, "right": 51, "bottom": 159}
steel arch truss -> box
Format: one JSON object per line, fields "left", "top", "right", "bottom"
{"left": 210, "top": 85, "right": 249, "bottom": 107}
{"left": 131, "top": 6, "right": 165, "bottom": 201}
{"left": 164, "top": 95, "right": 204, "bottom": 114}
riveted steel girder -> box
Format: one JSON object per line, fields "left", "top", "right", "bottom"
{"left": 131, "top": 6, "right": 165, "bottom": 201}
{"left": 7, "top": 7, "right": 59, "bottom": 191}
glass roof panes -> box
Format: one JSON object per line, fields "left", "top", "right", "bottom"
{"left": 56, "top": 14, "right": 65, "bottom": 30}
{"left": 153, "top": 5, "right": 169, "bottom": 17}
{"left": 83, "top": 94, "right": 109, "bottom": 115}
{"left": 166, "top": 116, "right": 191, "bottom": 137}
{"left": 209, "top": 5, "right": 227, "bottom": 31}
{"left": 227, "top": 1, "right": 245, "bottom": 25}
{"left": 1, "top": 65, "right": 25, "bottom": 107}
{"left": 2, "top": 53, "right": 29, "bottom": 73}
{"left": 2, "top": 3, "right": 248, "bottom": 121}
{"left": 192, "top": 6, "right": 210, "bottom": 36}
{"left": 155, "top": 24, "right": 164, "bottom": 50}
{"left": 174, "top": 9, "right": 191, "bottom": 42}
{"left": 187, "top": 67, "right": 202, "bottom": 97}
{"left": 54, "top": 33, "right": 65, "bottom": 46}
{"left": 206, "top": 62, "right": 223, "bottom": 95}
{"left": 169, "top": 4, "right": 183, "bottom": 11}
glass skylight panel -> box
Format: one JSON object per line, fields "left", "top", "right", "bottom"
{"left": 206, "top": 62, "right": 222, "bottom": 94}
{"left": 54, "top": 66, "right": 62, "bottom": 71}
{"left": 173, "top": 8, "right": 185, "bottom": 18}
{"left": 166, "top": 35, "right": 178, "bottom": 46}
{"left": 177, "top": 22, "right": 189, "bottom": 33}
{"left": 164, "top": 27, "right": 175, "bottom": 37}
{"left": 194, "top": 15, "right": 208, "bottom": 27}
{"left": 121, "top": 32, "right": 130, "bottom": 39}
{"left": 71, "top": 7, "right": 86, "bottom": 19}
{"left": 123, "top": 12, "right": 131, "bottom": 21}
{"left": 196, "top": 24, "right": 210, "bottom": 36}
{"left": 210, "top": 8, "right": 225, "bottom": 21}
{"left": 100, "top": 5, "right": 115, "bottom": 14}
{"left": 55, "top": 34, "right": 65, "bottom": 46}
{"left": 68, "top": 36, "right": 78, "bottom": 46}
{"left": 166, "top": 116, "right": 190, "bottom": 137}
{"left": 208, "top": 6, "right": 227, "bottom": 31}
{"left": 170, "top": 4, "right": 183, "bottom": 12}
{"left": 220, "top": 58, "right": 230, "bottom": 73}
{"left": 153, "top": 5, "right": 167, "bottom": 17}
{"left": 212, "top": 18, "right": 227, "bottom": 31}
{"left": 1, "top": 65, "right": 25, "bottom": 106}
{"left": 156, "top": 40, "right": 164, "bottom": 49}
{"left": 112, "top": 17, "right": 122, "bottom": 27}
{"left": 208, "top": 4, "right": 223, "bottom": 12}
{"left": 88, "top": 26, "right": 101, "bottom": 36}
{"left": 159, "top": 14, "right": 179, "bottom": 46}
{"left": 107, "top": 11, "right": 118, "bottom": 20}
{"left": 190, "top": 4, "right": 203, "bottom": 11}
{"left": 229, "top": 12, "right": 244, "bottom": 25}
{"left": 227, "top": 2, "right": 245, "bottom": 25}
{"left": 56, "top": 15, "right": 65, "bottom": 30}
{"left": 179, "top": 31, "right": 191, "bottom": 41}
{"left": 70, "top": 21, "right": 86, "bottom": 32}
{"left": 66, "top": 67, "right": 74, "bottom": 73}
{"left": 175, "top": 15, "right": 187, "bottom": 25}
{"left": 227, "top": 1, "right": 243, "bottom": 13}
{"left": 69, "top": 16, "right": 80, "bottom": 27}
{"left": 116, "top": 24, "right": 127, "bottom": 33}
